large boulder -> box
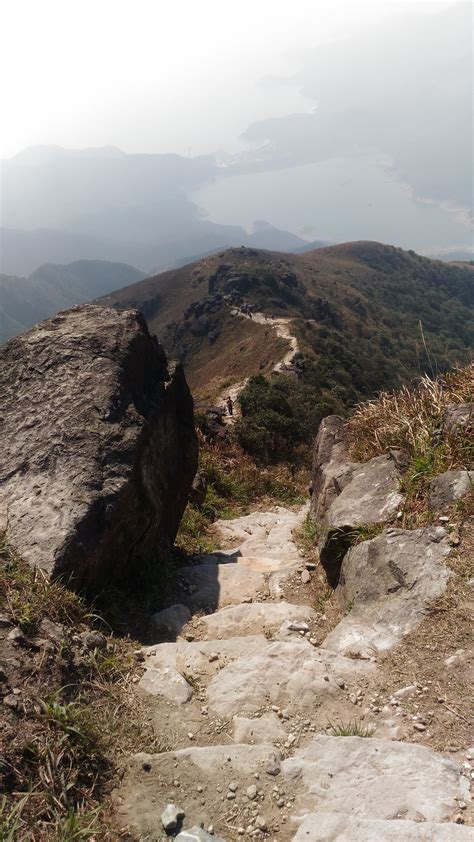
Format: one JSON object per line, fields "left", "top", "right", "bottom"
{"left": 0, "top": 304, "right": 198, "bottom": 590}
{"left": 323, "top": 526, "right": 452, "bottom": 656}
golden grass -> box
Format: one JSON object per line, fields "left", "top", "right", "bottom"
{"left": 347, "top": 364, "right": 473, "bottom": 467}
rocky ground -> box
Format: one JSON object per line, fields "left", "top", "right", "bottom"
{"left": 114, "top": 494, "right": 473, "bottom": 840}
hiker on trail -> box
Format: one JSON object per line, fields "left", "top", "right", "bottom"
{"left": 226, "top": 396, "right": 234, "bottom": 416}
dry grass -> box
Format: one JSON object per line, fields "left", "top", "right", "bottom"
{"left": 0, "top": 535, "right": 156, "bottom": 840}
{"left": 347, "top": 364, "right": 473, "bottom": 466}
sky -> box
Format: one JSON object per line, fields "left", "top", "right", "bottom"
{"left": 1, "top": 0, "right": 472, "bottom": 256}
{"left": 0, "top": 0, "right": 454, "bottom": 158}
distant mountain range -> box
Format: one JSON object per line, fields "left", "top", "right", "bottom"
{"left": 0, "top": 146, "right": 310, "bottom": 276}
{"left": 0, "top": 259, "right": 145, "bottom": 344}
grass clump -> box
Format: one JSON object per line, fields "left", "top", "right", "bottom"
{"left": 293, "top": 512, "right": 319, "bottom": 564}
{"left": 347, "top": 365, "right": 473, "bottom": 467}
{"left": 327, "top": 720, "right": 375, "bottom": 737}
{"left": 346, "top": 364, "right": 473, "bottom": 525}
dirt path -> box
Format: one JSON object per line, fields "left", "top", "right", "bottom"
{"left": 115, "top": 503, "right": 472, "bottom": 840}
{"left": 219, "top": 309, "right": 300, "bottom": 425}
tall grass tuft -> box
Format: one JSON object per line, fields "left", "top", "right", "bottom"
{"left": 346, "top": 364, "right": 473, "bottom": 469}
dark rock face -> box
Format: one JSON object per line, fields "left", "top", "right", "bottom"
{"left": 0, "top": 304, "right": 198, "bottom": 591}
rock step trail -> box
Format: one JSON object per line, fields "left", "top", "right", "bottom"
{"left": 116, "top": 504, "right": 472, "bottom": 840}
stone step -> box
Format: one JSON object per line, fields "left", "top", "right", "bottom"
{"left": 282, "top": 736, "right": 470, "bottom": 825}
{"left": 116, "top": 737, "right": 470, "bottom": 841}
{"left": 177, "top": 560, "right": 297, "bottom": 611}
{"left": 195, "top": 600, "right": 318, "bottom": 640}
{"left": 291, "top": 813, "right": 472, "bottom": 841}
{"left": 206, "top": 640, "right": 374, "bottom": 719}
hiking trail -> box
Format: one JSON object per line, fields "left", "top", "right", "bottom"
{"left": 115, "top": 499, "right": 472, "bottom": 840}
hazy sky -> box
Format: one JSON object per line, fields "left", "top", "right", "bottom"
{"left": 1, "top": 0, "right": 456, "bottom": 158}
{"left": 1, "top": 0, "right": 472, "bottom": 257}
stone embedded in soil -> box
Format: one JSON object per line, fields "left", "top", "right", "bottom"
{"left": 428, "top": 470, "right": 473, "bottom": 510}
{"left": 161, "top": 803, "right": 185, "bottom": 831}
{"left": 233, "top": 713, "right": 286, "bottom": 745}
{"left": 323, "top": 526, "right": 452, "bottom": 657}
{"left": 176, "top": 827, "right": 225, "bottom": 842}
{"left": 152, "top": 604, "right": 192, "bottom": 638}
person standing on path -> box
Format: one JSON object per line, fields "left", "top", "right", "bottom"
{"left": 226, "top": 396, "right": 234, "bottom": 416}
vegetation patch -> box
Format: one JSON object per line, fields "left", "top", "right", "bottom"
{"left": 347, "top": 365, "right": 473, "bottom": 525}
{"left": 0, "top": 534, "right": 155, "bottom": 840}
{"left": 327, "top": 720, "right": 375, "bottom": 738}
{"left": 347, "top": 365, "right": 473, "bottom": 464}
{"left": 235, "top": 373, "right": 344, "bottom": 465}
{"left": 176, "top": 436, "right": 307, "bottom": 554}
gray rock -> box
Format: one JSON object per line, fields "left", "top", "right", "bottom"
{"left": 151, "top": 604, "right": 191, "bottom": 639}
{"left": 206, "top": 640, "right": 373, "bottom": 718}
{"left": 80, "top": 630, "right": 107, "bottom": 650}
{"left": 189, "top": 472, "right": 207, "bottom": 506}
{"left": 429, "top": 470, "right": 473, "bottom": 510}
{"left": 323, "top": 527, "right": 451, "bottom": 656}
{"left": 291, "top": 813, "right": 474, "bottom": 840}
{"left": 300, "top": 569, "right": 311, "bottom": 584}
{"left": 443, "top": 403, "right": 473, "bottom": 435}
{"left": 199, "top": 601, "right": 316, "bottom": 640}
{"left": 265, "top": 752, "right": 281, "bottom": 776}
{"left": 282, "top": 736, "right": 469, "bottom": 824}
{"left": 161, "top": 803, "right": 185, "bottom": 831}
{"left": 0, "top": 305, "right": 198, "bottom": 590}
{"left": 310, "top": 416, "right": 359, "bottom": 521}
{"left": 319, "top": 454, "right": 404, "bottom": 586}
{"left": 176, "top": 828, "right": 225, "bottom": 842}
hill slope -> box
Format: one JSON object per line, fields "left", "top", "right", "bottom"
{"left": 102, "top": 241, "right": 473, "bottom": 404}
{"left": 0, "top": 260, "right": 145, "bottom": 344}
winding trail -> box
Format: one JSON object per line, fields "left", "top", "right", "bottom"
{"left": 220, "top": 309, "right": 301, "bottom": 425}
{"left": 115, "top": 503, "right": 472, "bottom": 840}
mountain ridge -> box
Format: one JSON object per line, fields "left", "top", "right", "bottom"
{"left": 101, "top": 240, "right": 473, "bottom": 461}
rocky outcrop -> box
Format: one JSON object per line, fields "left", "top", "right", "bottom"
{"left": 429, "top": 469, "right": 472, "bottom": 510}
{"left": 311, "top": 416, "right": 404, "bottom": 586}
{"left": 310, "top": 415, "right": 359, "bottom": 521}
{"left": 323, "top": 526, "right": 452, "bottom": 656}
{"left": 443, "top": 402, "right": 473, "bottom": 435}
{"left": 0, "top": 304, "right": 198, "bottom": 590}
